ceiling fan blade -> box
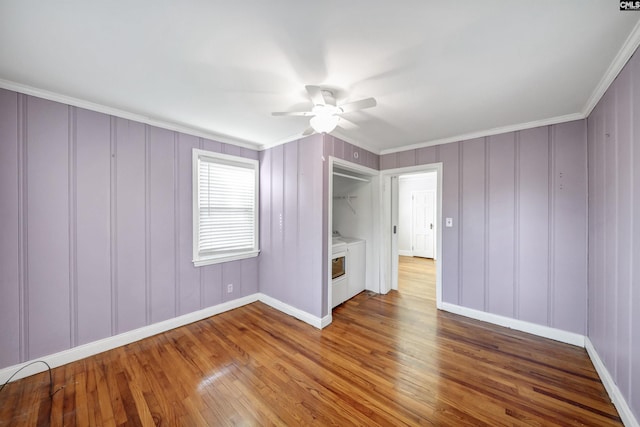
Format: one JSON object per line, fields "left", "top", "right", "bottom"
{"left": 302, "top": 127, "right": 316, "bottom": 136}
{"left": 337, "top": 117, "right": 358, "bottom": 130}
{"left": 305, "top": 85, "right": 326, "bottom": 106}
{"left": 272, "top": 111, "right": 314, "bottom": 117}
{"left": 338, "top": 97, "right": 377, "bottom": 114}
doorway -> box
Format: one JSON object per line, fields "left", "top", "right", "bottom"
{"left": 380, "top": 163, "right": 442, "bottom": 308}
{"left": 396, "top": 172, "right": 437, "bottom": 302}
{"left": 398, "top": 174, "right": 437, "bottom": 259}
{"left": 397, "top": 172, "right": 437, "bottom": 302}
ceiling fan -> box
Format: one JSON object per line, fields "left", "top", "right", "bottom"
{"left": 272, "top": 85, "right": 377, "bottom": 135}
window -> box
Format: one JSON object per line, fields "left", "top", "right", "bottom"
{"left": 192, "top": 149, "right": 259, "bottom": 266}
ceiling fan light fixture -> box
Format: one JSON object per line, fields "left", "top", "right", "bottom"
{"left": 272, "top": 86, "right": 375, "bottom": 135}
{"left": 310, "top": 114, "right": 340, "bottom": 133}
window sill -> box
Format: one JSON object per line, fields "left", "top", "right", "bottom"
{"left": 193, "top": 250, "right": 260, "bottom": 267}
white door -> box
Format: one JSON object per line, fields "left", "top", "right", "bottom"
{"left": 412, "top": 190, "right": 435, "bottom": 258}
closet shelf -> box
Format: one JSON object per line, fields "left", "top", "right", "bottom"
{"left": 333, "top": 171, "right": 369, "bottom": 183}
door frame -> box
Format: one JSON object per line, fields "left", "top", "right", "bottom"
{"left": 380, "top": 162, "right": 443, "bottom": 308}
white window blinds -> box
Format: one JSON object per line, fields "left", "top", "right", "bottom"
{"left": 193, "top": 149, "right": 259, "bottom": 266}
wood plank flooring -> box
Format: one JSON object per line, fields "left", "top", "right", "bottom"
{"left": 0, "top": 257, "right": 621, "bottom": 426}
{"left": 398, "top": 255, "right": 436, "bottom": 303}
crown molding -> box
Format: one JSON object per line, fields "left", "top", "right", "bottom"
{"left": 6, "top": 14, "right": 639, "bottom": 158}
{"left": 582, "top": 19, "right": 640, "bottom": 117}
{"left": 259, "top": 128, "right": 381, "bottom": 155}
{"left": 327, "top": 129, "right": 381, "bottom": 155}
{"left": 379, "top": 112, "right": 584, "bottom": 155}
{"left": 259, "top": 131, "right": 310, "bottom": 151}
{"left": 263, "top": 109, "right": 585, "bottom": 156}
{"left": 0, "top": 79, "right": 261, "bottom": 151}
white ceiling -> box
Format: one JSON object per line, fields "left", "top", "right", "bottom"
{"left": 1, "top": 1, "right": 639, "bottom": 154}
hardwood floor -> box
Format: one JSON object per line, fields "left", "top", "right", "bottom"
{"left": 1, "top": 258, "right": 621, "bottom": 426}
{"left": 398, "top": 255, "right": 436, "bottom": 303}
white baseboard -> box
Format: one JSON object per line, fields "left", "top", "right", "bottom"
{"left": 440, "top": 302, "right": 585, "bottom": 347}
{"left": 436, "top": 303, "right": 639, "bottom": 425}
{"left": 585, "top": 338, "right": 639, "bottom": 427}
{"left": 16, "top": 289, "right": 637, "bottom": 427}
{"left": 398, "top": 250, "right": 412, "bottom": 257}
{"left": 0, "top": 294, "right": 259, "bottom": 384}
{"left": 0, "top": 293, "right": 329, "bottom": 385}
{"left": 321, "top": 314, "right": 333, "bottom": 328}
{"left": 257, "top": 293, "right": 327, "bottom": 329}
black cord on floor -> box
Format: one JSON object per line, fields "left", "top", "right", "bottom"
{"left": 0, "top": 360, "right": 58, "bottom": 397}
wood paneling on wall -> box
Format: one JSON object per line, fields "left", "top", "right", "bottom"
{"left": 258, "top": 135, "right": 380, "bottom": 319}
{"left": 323, "top": 135, "right": 380, "bottom": 171}
{"left": 0, "top": 89, "right": 20, "bottom": 365}
{"left": 487, "top": 132, "right": 515, "bottom": 318}
{"left": 587, "top": 50, "right": 640, "bottom": 421}
{"left": 0, "top": 89, "right": 259, "bottom": 369}
{"left": 380, "top": 121, "right": 588, "bottom": 336}
{"left": 259, "top": 136, "right": 325, "bottom": 318}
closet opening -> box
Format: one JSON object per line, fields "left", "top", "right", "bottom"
{"left": 328, "top": 158, "right": 379, "bottom": 314}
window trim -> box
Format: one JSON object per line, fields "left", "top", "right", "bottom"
{"left": 192, "top": 148, "right": 259, "bottom": 266}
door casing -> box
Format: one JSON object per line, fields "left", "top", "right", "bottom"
{"left": 380, "top": 163, "right": 443, "bottom": 306}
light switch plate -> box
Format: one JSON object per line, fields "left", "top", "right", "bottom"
{"left": 445, "top": 217, "right": 453, "bottom": 227}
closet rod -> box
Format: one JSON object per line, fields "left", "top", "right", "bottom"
{"left": 333, "top": 171, "right": 369, "bottom": 183}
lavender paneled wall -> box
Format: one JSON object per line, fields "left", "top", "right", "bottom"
{"left": 0, "top": 89, "right": 20, "bottom": 365}
{"left": 323, "top": 135, "right": 380, "bottom": 171}
{"left": 487, "top": 133, "right": 515, "bottom": 318}
{"left": 259, "top": 135, "right": 325, "bottom": 318}
{"left": 588, "top": 50, "right": 640, "bottom": 421}
{"left": 76, "top": 108, "right": 111, "bottom": 345}
{"left": 0, "top": 89, "right": 259, "bottom": 369}
{"left": 26, "top": 95, "right": 71, "bottom": 359}
{"left": 380, "top": 121, "right": 588, "bottom": 335}
{"left": 258, "top": 135, "right": 379, "bottom": 319}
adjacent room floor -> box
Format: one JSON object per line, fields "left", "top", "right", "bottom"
{"left": 0, "top": 258, "right": 621, "bottom": 425}
{"left": 398, "top": 255, "right": 436, "bottom": 303}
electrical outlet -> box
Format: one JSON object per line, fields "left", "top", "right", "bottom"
{"left": 445, "top": 217, "right": 453, "bottom": 227}
{"left": 227, "top": 283, "right": 233, "bottom": 293}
